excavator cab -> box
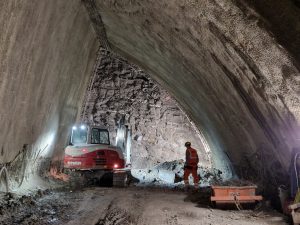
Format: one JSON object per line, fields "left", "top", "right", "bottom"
{"left": 64, "top": 123, "right": 125, "bottom": 170}
{"left": 63, "top": 123, "right": 130, "bottom": 187}
{"left": 69, "top": 124, "right": 109, "bottom": 146}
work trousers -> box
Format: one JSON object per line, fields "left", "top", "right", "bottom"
{"left": 184, "top": 165, "right": 199, "bottom": 186}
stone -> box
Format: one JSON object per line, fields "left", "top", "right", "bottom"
{"left": 81, "top": 49, "right": 211, "bottom": 169}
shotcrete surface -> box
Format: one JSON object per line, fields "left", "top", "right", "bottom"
{"left": 0, "top": 1, "right": 98, "bottom": 165}
{"left": 93, "top": 0, "right": 300, "bottom": 187}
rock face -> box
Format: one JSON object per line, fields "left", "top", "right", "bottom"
{"left": 131, "top": 160, "right": 223, "bottom": 187}
{"left": 88, "top": 0, "right": 300, "bottom": 191}
{"left": 81, "top": 49, "right": 212, "bottom": 169}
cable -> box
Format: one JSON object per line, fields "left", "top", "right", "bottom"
{"left": 295, "top": 152, "right": 300, "bottom": 191}
{"left": 233, "top": 194, "right": 243, "bottom": 210}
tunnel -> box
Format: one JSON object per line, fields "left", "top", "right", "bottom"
{"left": 0, "top": 0, "right": 300, "bottom": 224}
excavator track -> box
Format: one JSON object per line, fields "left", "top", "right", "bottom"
{"left": 64, "top": 169, "right": 131, "bottom": 188}
{"left": 113, "top": 171, "right": 129, "bottom": 187}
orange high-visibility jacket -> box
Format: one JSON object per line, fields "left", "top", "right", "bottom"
{"left": 185, "top": 147, "right": 199, "bottom": 166}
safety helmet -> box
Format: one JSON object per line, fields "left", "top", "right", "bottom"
{"left": 185, "top": 142, "right": 191, "bottom": 147}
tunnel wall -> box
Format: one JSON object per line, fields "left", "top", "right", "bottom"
{"left": 94, "top": 0, "right": 300, "bottom": 188}
{"left": 81, "top": 49, "right": 212, "bottom": 169}
{"left": 0, "top": 1, "right": 98, "bottom": 166}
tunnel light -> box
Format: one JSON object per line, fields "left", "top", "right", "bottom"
{"left": 72, "top": 126, "right": 77, "bottom": 130}
{"left": 80, "top": 125, "right": 86, "bottom": 130}
{"left": 46, "top": 132, "right": 56, "bottom": 147}
{"left": 114, "top": 164, "right": 119, "bottom": 168}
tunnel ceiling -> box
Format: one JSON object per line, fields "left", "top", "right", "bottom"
{"left": 87, "top": 0, "right": 300, "bottom": 183}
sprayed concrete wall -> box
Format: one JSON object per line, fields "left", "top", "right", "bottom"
{"left": 0, "top": 1, "right": 98, "bottom": 167}
{"left": 93, "top": 0, "right": 300, "bottom": 192}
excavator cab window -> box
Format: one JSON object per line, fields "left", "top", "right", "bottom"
{"left": 71, "top": 127, "right": 88, "bottom": 145}
{"left": 91, "top": 128, "right": 110, "bottom": 145}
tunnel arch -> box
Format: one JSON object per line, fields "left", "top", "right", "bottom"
{"left": 84, "top": 0, "right": 300, "bottom": 190}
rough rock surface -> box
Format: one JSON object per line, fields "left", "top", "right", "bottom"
{"left": 132, "top": 160, "right": 222, "bottom": 187}
{"left": 81, "top": 49, "right": 211, "bottom": 169}
{"left": 89, "top": 0, "right": 300, "bottom": 191}
{"left": 0, "top": 191, "right": 74, "bottom": 225}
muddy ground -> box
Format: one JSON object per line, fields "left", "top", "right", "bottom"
{"left": 0, "top": 186, "right": 288, "bottom": 225}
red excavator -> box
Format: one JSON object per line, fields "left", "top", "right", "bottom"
{"left": 63, "top": 123, "right": 129, "bottom": 186}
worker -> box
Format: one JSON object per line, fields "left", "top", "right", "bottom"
{"left": 184, "top": 141, "right": 199, "bottom": 191}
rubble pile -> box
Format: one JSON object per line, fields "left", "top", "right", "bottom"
{"left": 0, "top": 190, "right": 72, "bottom": 225}
{"left": 132, "top": 160, "right": 222, "bottom": 187}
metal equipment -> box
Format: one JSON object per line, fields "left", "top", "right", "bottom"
{"left": 211, "top": 185, "right": 262, "bottom": 209}
{"left": 63, "top": 123, "right": 130, "bottom": 187}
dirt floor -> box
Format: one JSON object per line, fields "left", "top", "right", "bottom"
{"left": 0, "top": 187, "right": 289, "bottom": 225}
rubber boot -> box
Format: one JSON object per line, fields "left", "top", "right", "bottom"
{"left": 193, "top": 183, "right": 199, "bottom": 192}
{"left": 184, "top": 180, "right": 189, "bottom": 193}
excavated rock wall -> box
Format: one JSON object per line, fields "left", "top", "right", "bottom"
{"left": 82, "top": 49, "right": 211, "bottom": 169}
{"left": 91, "top": 0, "right": 300, "bottom": 190}
{"left": 0, "top": 1, "right": 98, "bottom": 180}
